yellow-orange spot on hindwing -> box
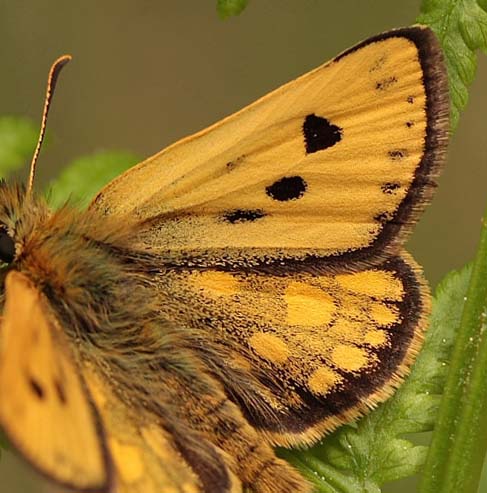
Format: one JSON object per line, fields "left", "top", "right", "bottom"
{"left": 191, "top": 271, "right": 239, "bottom": 297}
{"left": 308, "top": 367, "right": 341, "bottom": 395}
{"left": 109, "top": 438, "right": 144, "bottom": 483}
{"left": 249, "top": 333, "right": 290, "bottom": 364}
{"left": 285, "top": 282, "right": 335, "bottom": 326}
{"left": 328, "top": 319, "right": 364, "bottom": 345}
{"left": 370, "top": 302, "right": 400, "bottom": 326}
{"left": 336, "top": 270, "right": 404, "bottom": 300}
{"left": 363, "top": 329, "right": 388, "bottom": 347}
{"left": 331, "top": 345, "right": 369, "bottom": 372}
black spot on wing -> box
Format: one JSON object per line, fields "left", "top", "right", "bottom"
{"left": 407, "top": 95, "right": 415, "bottom": 104}
{"left": 266, "top": 176, "right": 307, "bottom": 201}
{"left": 388, "top": 149, "right": 408, "bottom": 161}
{"left": 375, "top": 76, "right": 398, "bottom": 91}
{"left": 381, "top": 182, "right": 401, "bottom": 194}
{"left": 28, "top": 376, "right": 45, "bottom": 400}
{"left": 406, "top": 121, "right": 414, "bottom": 128}
{"left": 222, "top": 209, "right": 266, "bottom": 224}
{"left": 369, "top": 55, "right": 387, "bottom": 72}
{"left": 303, "top": 114, "right": 342, "bottom": 154}
{"left": 226, "top": 155, "right": 246, "bottom": 171}
{"left": 55, "top": 379, "right": 67, "bottom": 404}
{"left": 374, "top": 211, "right": 393, "bottom": 224}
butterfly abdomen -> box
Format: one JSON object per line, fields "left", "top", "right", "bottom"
{"left": 140, "top": 357, "right": 311, "bottom": 493}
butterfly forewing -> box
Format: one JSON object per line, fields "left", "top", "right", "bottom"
{"left": 82, "top": 364, "right": 242, "bottom": 493}
{"left": 0, "top": 271, "right": 111, "bottom": 492}
{"left": 91, "top": 26, "right": 448, "bottom": 269}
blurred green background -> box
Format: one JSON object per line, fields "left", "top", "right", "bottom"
{"left": 1, "top": 0, "right": 486, "bottom": 492}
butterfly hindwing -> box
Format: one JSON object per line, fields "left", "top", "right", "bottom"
{"left": 156, "top": 251, "right": 428, "bottom": 446}
{"left": 91, "top": 26, "right": 448, "bottom": 268}
{"left": 0, "top": 271, "right": 111, "bottom": 492}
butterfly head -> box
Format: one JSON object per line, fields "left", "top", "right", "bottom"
{"left": 0, "top": 181, "right": 49, "bottom": 268}
{"left": 0, "top": 228, "right": 15, "bottom": 265}
{"left": 0, "top": 56, "right": 71, "bottom": 270}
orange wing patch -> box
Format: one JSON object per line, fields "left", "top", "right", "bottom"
{"left": 285, "top": 282, "right": 336, "bottom": 326}
{"left": 0, "top": 271, "right": 111, "bottom": 491}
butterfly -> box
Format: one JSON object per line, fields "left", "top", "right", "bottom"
{"left": 0, "top": 25, "right": 448, "bottom": 493}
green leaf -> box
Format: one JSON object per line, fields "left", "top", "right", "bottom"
{"left": 417, "top": 0, "right": 487, "bottom": 130}
{"left": 217, "top": 0, "right": 248, "bottom": 19}
{"left": 420, "top": 204, "right": 487, "bottom": 493}
{"left": 281, "top": 265, "right": 472, "bottom": 493}
{"left": 48, "top": 150, "right": 138, "bottom": 208}
{"left": 0, "top": 116, "right": 38, "bottom": 178}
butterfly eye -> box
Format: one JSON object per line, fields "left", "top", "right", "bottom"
{"left": 0, "top": 228, "right": 15, "bottom": 264}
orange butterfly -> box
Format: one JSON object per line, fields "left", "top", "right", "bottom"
{"left": 0, "top": 25, "right": 448, "bottom": 493}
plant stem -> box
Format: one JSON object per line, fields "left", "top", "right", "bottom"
{"left": 420, "top": 204, "right": 487, "bottom": 493}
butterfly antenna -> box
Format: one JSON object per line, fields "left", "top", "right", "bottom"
{"left": 27, "top": 54, "right": 72, "bottom": 194}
